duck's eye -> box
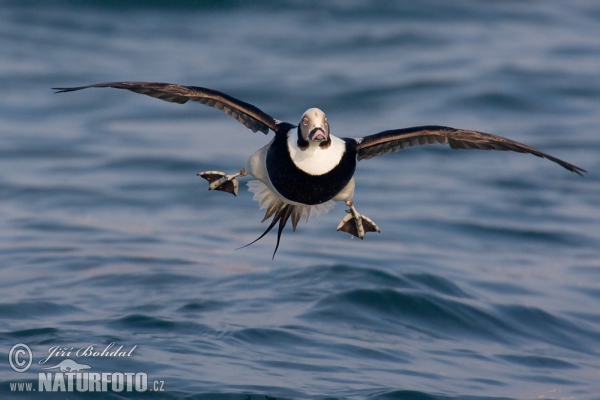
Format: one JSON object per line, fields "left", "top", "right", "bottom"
{"left": 302, "top": 117, "right": 308, "bottom": 125}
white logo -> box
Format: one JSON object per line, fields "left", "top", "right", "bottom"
{"left": 42, "top": 359, "right": 91, "bottom": 372}
{"left": 7, "top": 342, "right": 165, "bottom": 394}
{"left": 38, "top": 368, "right": 149, "bottom": 393}
{"left": 9, "top": 343, "right": 32, "bottom": 373}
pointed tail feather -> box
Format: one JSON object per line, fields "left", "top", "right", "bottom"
{"left": 237, "top": 203, "right": 295, "bottom": 258}
{"left": 272, "top": 205, "right": 293, "bottom": 259}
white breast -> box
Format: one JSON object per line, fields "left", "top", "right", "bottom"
{"left": 287, "top": 134, "right": 346, "bottom": 176}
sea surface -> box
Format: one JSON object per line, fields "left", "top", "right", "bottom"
{"left": 1, "top": 1, "right": 600, "bottom": 399}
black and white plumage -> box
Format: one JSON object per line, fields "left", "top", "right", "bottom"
{"left": 54, "top": 82, "right": 586, "bottom": 257}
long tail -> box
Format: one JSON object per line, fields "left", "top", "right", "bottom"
{"left": 237, "top": 202, "right": 300, "bottom": 258}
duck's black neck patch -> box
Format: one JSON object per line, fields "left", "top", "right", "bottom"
{"left": 319, "top": 136, "right": 332, "bottom": 149}
{"left": 296, "top": 126, "right": 309, "bottom": 150}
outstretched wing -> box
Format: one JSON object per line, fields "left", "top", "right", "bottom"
{"left": 53, "top": 81, "right": 286, "bottom": 134}
{"left": 355, "top": 125, "right": 586, "bottom": 175}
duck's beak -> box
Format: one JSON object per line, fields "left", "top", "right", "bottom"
{"left": 310, "top": 127, "right": 326, "bottom": 141}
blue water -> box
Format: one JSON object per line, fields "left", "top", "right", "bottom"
{"left": 1, "top": 1, "right": 600, "bottom": 399}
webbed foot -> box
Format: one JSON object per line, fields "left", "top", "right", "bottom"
{"left": 336, "top": 200, "right": 380, "bottom": 239}
{"left": 198, "top": 169, "right": 247, "bottom": 196}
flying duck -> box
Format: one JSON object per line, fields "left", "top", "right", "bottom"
{"left": 54, "top": 82, "right": 586, "bottom": 257}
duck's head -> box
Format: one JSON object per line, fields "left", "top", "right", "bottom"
{"left": 297, "top": 108, "right": 330, "bottom": 148}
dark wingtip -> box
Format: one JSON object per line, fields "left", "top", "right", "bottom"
{"left": 561, "top": 162, "right": 586, "bottom": 176}
{"left": 574, "top": 166, "right": 587, "bottom": 176}
{"left": 52, "top": 87, "right": 84, "bottom": 94}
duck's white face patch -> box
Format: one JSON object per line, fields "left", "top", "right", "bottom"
{"left": 288, "top": 133, "right": 346, "bottom": 176}
{"left": 299, "top": 108, "right": 329, "bottom": 143}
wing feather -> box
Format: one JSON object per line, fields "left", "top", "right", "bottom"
{"left": 53, "top": 82, "right": 283, "bottom": 134}
{"left": 356, "top": 125, "right": 585, "bottom": 175}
